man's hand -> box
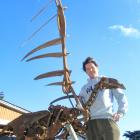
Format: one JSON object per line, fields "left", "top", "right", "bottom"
{"left": 113, "top": 112, "right": 123, "bottom": 122}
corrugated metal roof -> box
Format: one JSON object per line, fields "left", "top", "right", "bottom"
{"left": 0, "top": 99, "right": 30, "bottom": 114}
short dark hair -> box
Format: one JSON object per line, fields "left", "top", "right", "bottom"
{"left": 82, "top": 57, "right": 98, "bottom": 72}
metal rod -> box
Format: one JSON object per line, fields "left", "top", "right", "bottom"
{"left": 65, "top": 123, "right": 78, "bottom": 140}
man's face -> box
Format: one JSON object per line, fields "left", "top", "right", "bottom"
{"left": 85, "top": 62, "right": 98, "bottom": 79}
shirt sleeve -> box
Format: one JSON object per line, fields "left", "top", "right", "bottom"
{"left": 112, "top": 88, "right": 128, "bottom": 116}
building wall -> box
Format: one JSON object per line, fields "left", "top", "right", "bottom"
{"left": 0, "top": 100, "right": 30, "bottom": 128}
{"left": 0, "top": 105, "right": 22, "bottom": 123}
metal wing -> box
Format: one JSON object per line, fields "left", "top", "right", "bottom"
{"left": 22, "top": 38, "right": 61, "bottom": 61}
{"left": 26, "top": 52, "right": 67, "bottom": 62}
{"left": 34, "top": 70, "right": 67, "bottom": 80}
{"left": 22, "top": 0, "right": 85, "bottom": 115}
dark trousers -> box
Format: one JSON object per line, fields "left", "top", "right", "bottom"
{"left": 86, "top": 119, "right": 120, "bottom": 140}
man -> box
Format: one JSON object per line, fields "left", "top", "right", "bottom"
{"left": 79, "top": 57, "right": 128, "bottom": 140}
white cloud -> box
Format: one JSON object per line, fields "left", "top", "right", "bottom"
{"left": 109, "top": 25, "right": 140, "bottom": 38}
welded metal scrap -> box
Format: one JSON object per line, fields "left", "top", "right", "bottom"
{"left": 0, "top": 105, "right": 86, "bottom": 140}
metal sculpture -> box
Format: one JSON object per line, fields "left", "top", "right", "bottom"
{"left": 21, "top": 0, "right": 84, "bottom": 110}
{"left": 1, "top": 105, "right": 86, "bottom": 140}
{"left": 22, "top": 0, "right": 88, "bottom": 120}
{"left": 0, "top": 0, "right": 88, "bottom": 139}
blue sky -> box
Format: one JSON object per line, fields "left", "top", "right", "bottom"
{"left": 0, "top": 0, "right": 140, "bottom": 139}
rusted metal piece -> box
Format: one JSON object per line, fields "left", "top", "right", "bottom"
{"left": 34, "top": 70, "right": 71, "bottom": 80}
{"left": 22, "top": 38, "right": 61, "bottom": 61}
{"left": 0, "top": 105, "right": 86, "bottom": 140}
{"left": 49, "top": 0, "right": 71, "bottom": 94}
{"left": 26, "top": 52, "right": 69, "bottom": 62}
{"left": 22, "top": 0, "right": 72, "bottom": 94}
{"left": 21, "top": 0, "right": 83, "bottom": 105}
{"left": 23, "top": 14, "right": 57, "bottom": 45}
{"left": 84, "top": 77, "right": 126, "bottom": 111}
{"left": 1, "top": 110, "right": 49, "bottom": 140}
{"left": 30, "top": 0, "right": 54, "bottom": 22}
{"left": 100, "top": 77, "right": 126, "bottom": 89}
{"left": 50, "top": 95, "right": 75, "bottom": 104}
{"left": 47, "top": 81, "right": 75, "bottom": 86}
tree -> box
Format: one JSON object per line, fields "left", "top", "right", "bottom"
{"left": 0, "top": 91, "right": 4, "bottom": 100}
{"left": 124, "top": 130, "right": 140, "bottom": 140}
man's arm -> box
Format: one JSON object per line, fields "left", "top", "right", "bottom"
{"left": 112, "top": 88, "right": 128, "bottom": 121}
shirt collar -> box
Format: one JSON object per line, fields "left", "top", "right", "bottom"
{"left": 87, "top": 76, "right": 101, "bottom": 83}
